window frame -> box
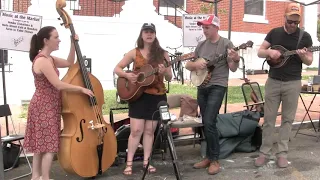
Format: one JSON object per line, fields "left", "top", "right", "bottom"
{"left": 158, "top": 0, "right": 187, "bottom": 17}
{"left": 243, "top": 0, "right": 269, "bottom": 24}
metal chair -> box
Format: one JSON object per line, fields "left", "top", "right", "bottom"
{"left": 241, "top": 81, "right": 281, "bottom": 117}
{"left": 167, "top": 94, "right": 205, "bottom": 147}
{"left": 0, "top": 104, "right": 32, "bottom": 180}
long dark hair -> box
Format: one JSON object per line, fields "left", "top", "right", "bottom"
{"left": 136, "top": 30, "right": 165, "bottom": 64}
{"left": 29, "top": 26, "right": 56, "bottom": 62}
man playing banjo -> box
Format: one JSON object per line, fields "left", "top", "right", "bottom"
{"left": 185, "top": 14, "right": 240, "bottom": 175}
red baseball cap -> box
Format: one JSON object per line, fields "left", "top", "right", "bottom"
{"left": 197, "top": 15, "right": 220, "bottom": 28}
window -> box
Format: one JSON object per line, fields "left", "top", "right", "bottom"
{"left": 160, "top": 0, "right": 184, "bottom": 8}
{"left": 245, "top": 0, "right": 263, "bottom": 16}
{"left": 243, "top": 0, "right": 268, "bottom": 24}
{"left": 158, "top": 0, "right": 187, "bottom": 16}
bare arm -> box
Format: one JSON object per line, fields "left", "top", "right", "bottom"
{"left": 257, "top": 40, "right": 271, "bottom": 58}
{"left": 300, "top": 50, "right": 313, "bottom": 66}
{"left": 227, "top": 56, "right": 240, "bottom": 72}
{"left": 227, "top": 42, "right": 240, "bottom": 72}
{"left": 52, "top": 37, "right": 76, "bottom": 68}
{"left": 113, "top": 49, "right": 135, "bottom": 78}
{"left": 164, "top": 52, "right": 173, "bottom": 81}
{"left": 36, "top": 57, "right": 83, "bottom": 92}
{"left": 185, "top": 60, "right": 199, "bottom": 71}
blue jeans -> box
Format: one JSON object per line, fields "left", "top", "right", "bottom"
{"left": 197, "top": 85, "right": 226, "bottom": 161}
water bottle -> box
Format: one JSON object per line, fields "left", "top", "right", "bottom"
{"left": 307, "top": 77, "right": 313, "bottom": 92}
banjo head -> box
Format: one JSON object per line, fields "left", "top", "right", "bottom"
{"left": 190, "top": 58, "right": 209, "bottom": 86}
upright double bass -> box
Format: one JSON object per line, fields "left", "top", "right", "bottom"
{"left": 56, "top": 0, "right": 117, "bottom": 178}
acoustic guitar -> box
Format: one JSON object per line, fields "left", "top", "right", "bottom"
{"left": 190, "top": 40, "right": 253, "bottom": 87}
{"left": 266, "top": 45, "right": 320, "bottom": 68}
{"left": 117, "top": 53, "right": 194, "bottom": 102}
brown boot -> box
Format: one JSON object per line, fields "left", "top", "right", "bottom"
{"left": 254, "top": 154, "right": 268, "bottom": 167}
{"left": 277, "top": 157, "right": 288, "bottom": 168}
{"left": 208, "top": 161, "right": 220, "bottom": 175}
{"left": 193, "top": 158, "right": 211, "bottom": 169}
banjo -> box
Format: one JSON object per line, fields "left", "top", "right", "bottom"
{"left": 190, "top": 40, "right": 254, "bottom": 87}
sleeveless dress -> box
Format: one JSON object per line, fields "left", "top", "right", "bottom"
{"left": 23, "top": 54, "right": 62, "bottom": 153}
{"left": 128, "top": 48, "right": 167, "bottom": 121}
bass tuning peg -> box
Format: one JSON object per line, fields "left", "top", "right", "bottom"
{"left": 60, "top": 23, "right": 64, "bottom": 26}
{"left": 57, "top": 17, "right": 61, "bottom": 20}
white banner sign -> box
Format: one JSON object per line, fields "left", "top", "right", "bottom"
{"left": 182, "top": 14, "right": 208, "bottom": 47}
{"left": 0, "top": 10, "right": 42, "bottom": 52}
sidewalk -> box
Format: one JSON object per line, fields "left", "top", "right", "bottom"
{"left": 4, "top": 130, "right": 320, "bottom": 180}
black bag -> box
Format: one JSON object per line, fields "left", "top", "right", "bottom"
{"left": 2, "top": 142, "right": 21, "bottom": 169}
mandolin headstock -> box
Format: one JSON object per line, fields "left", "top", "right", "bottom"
{"left": 308, "top": 46, "right": 320, "bottom": 52}
{"left": 56, "top": 0, "right": 72, "bottom": 28}
{"left": 238, "top": 40, "right": 254, "bottom": 50}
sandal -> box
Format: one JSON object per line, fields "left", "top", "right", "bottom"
{"left": 143, "top": 160, "right": 157, "bottom": 174}
{"left": 123, "top": 161, "right": 133, "bottom": 176}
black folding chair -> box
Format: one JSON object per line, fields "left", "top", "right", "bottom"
{"left": 0, "top": 104, "right": 32, "bottom": 180}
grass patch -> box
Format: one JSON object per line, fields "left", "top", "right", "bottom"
{"left": 20, "top": 84, "right": 261, "bottom": 117}
{"left": 305, "top": 67, "right": 318, "bottom": 71}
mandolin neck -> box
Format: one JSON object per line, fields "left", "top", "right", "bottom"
{"left": 285, "top": 46, "right": 320, "bottom": 56}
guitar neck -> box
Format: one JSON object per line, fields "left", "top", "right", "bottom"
{"left": 144, "top": 53, "right": 192, "bottom": 77}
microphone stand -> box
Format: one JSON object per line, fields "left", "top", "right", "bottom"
{"left": 141, "top": 115, "right": 182, "bottom": 180}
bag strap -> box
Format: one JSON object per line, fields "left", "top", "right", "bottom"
{"left": 296, "top": 28, "right": 304, "bottom": 49}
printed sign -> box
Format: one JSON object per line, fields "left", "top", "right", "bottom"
{"left": 0, "top": 10, "right": 42, "bottom": 52}
{"left": 182, "top": 14, "right": 208, "bottom": 47}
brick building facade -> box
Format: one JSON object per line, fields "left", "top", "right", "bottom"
{"left": 9, "top": 0, "right": 303, "bottom": 34}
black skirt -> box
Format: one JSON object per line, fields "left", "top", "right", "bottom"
{"left": 128, "top": 92, "right": 167, "bottom": 121}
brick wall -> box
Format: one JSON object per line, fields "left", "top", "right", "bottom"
{"left": 13, "top": 0, "right": 30, "bottom": 13}
{"left": 73, "top": 0, "right": 125, "bottom": 16}
{"left": 8, "top": 0, "right": 305, "bottom": 34}
{"left": 185, "top": 0, "right": 303, "bottom": 34}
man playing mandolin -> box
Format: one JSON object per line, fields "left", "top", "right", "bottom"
{"left": 254, "top": 3, "right": 313, "bottom": 168}
{"left": 185, "top": 14, "right": 240, "bottom": 175}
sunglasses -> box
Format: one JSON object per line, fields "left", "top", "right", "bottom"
{"left": 286, "top": 19, "right": 300, "bottom": 25}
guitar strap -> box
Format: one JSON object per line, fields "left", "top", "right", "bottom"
{"left": 209, "top": 37, "right": 225, "bottom": 72}
{"left": 296, "top": 28, "right": 304, "bottom": 49}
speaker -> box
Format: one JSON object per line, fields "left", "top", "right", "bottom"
{"left": 0, "top": 50, "right": 8, "bottom": 64}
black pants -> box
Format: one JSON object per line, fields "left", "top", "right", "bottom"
{"left": 197, "top": 85, "right": 226, "bottom": 161}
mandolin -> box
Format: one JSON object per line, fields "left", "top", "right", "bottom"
{"left": 117, "top": 53, "right": 194, "bottom": 102}
{"left": 266, "top": 45, "right": 320, "bottom": 68}
{"left": 190, "top": 40, "right": 253, "bottom": 87}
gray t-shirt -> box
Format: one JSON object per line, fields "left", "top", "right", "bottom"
{"left": 194, "top": 37, "right": 233, "bottom": 88}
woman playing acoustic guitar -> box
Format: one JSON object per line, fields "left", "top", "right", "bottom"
{"left": 114, "top": 23, "right": 172, "bottom": 176}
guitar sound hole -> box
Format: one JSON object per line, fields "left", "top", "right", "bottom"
{"left": 137, "top": 73, "right": 145, "bottom": 83}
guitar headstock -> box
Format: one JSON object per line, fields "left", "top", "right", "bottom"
{"left": 238, "top": 40, "right": 254, "bottom": 50}
{"left": 175, "top": 52, "right": 195, "bottom": 62}
{"left": 56, "top": 0, "right": 72, "bottom": 28}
